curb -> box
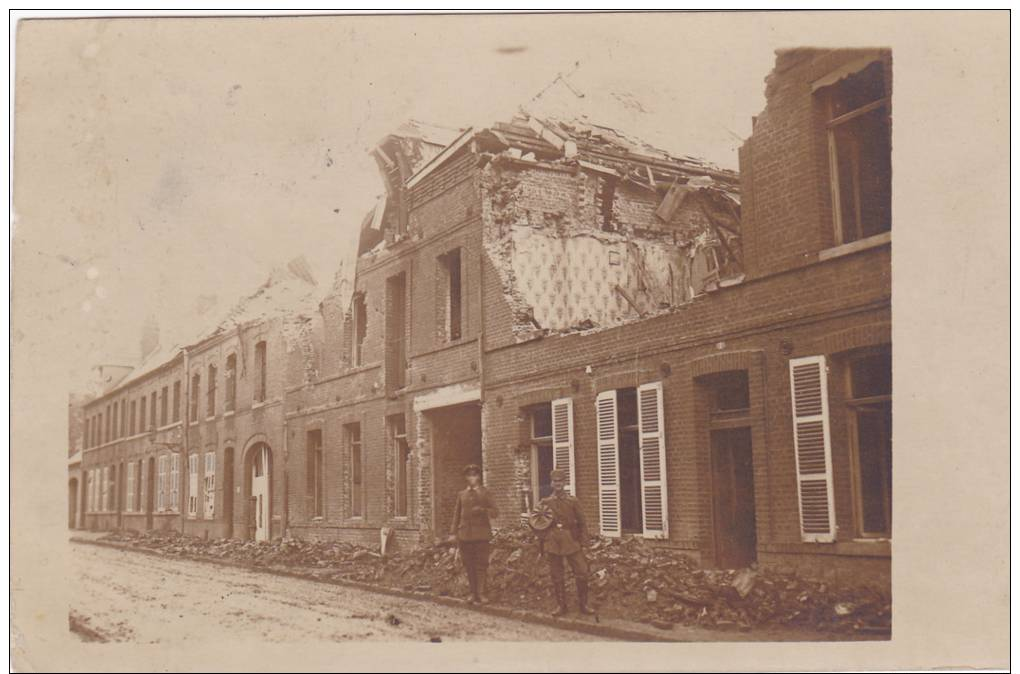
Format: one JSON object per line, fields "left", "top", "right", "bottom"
{"left": 71, "top": 537, "right": 682, "bottom": 642}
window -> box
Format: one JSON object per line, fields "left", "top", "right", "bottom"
{"left": 385, "top": 273, "right": 407, "bottom": 391}
{"left": 347, "top": 423, "right": 363, "bottom": 517}
{"left": 157, "top": 456, "right": 167, "bottom": 511}
{"left": 136, "top": 459, "right": 143, "bottom": 514}
{"left": 112, "top": 402, "right": 119, "bottom": 439}
{"left": 126, "top": 462, "right": 136, "bottom": 512}
{"left": 820, "top": 60, "right": 891, "bottom": 244}
{"left": 188, "top": 454, "right": 199, "bottom": 517}
{"left": 105, "top": 406, "right": 111, "bottom": 442}
{"left": 190, "top": 373, "right": 200, "bottom": 422}
{"left": 84, "top": 418, "right": 90, "bottom": 449}
{"left": 390, "top": 416, "right": 410, "bottom": 517}
{"left": 139, "top": 396, "right": 147, "bottom": 434}
{"left": 119, "top": 401, "right": 126, "bottom": 438}
{"left": 129, "top": 401, "right": 136, "bottom": 436}
{"left": 254, "top": 341, "right": 267, "bottom": 402}
{"left": 439, "top": 249, "right": 462, "bottom": 342}
{"left": 352, "top": 294, "right": 367, "bottom": 366}
{"left": 528, "top": 405, "right": 555, "bottom": 510}
{"left": 207, "top": 364, "right": 217, "bottom": 418}
{"left": 172, "top": 381, "right": 181, "bottom": 422}
{"left": 845, "top": 348, "right": 892, "bottom": 538}
{"left": 595, "top": 384, "right": 668, "bottom": 538}
{"left": 204, "top": 452, "right": 216, "bottom": 518}
{"left": 150, "top": 391, "right": 157, "bottom": 429}
{"left": 169, "top": 453, "right": 180, "bottom": 511}
{"left": 596, "top": 176, "right": 617, "bottom": 232}
{"left": 225, "top": 354, "right": 237, "bottom": 412}
{"left": 307, "top": 430, "right": 324, "bottom": 518}
{"left": 160, "top": 386, "right": 169, "bottom": 426}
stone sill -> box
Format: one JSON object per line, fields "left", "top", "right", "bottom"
{"left": 818, "top": 231, "right": 891, "bottom": 262}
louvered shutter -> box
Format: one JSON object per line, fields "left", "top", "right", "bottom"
{"left": 789, "top": 356, "right": 836, "bottom": 542}
{"left": 126, "top": 462, "right": 135, "bottom": 513}
{"left": 551, "top": 398, "right": 576, "bottom": 496}
{"left": 595, "top": 390, "right": 621, "bottom": 537}
{"left": 637, "top": 382, "right": 669, "bottom": 539}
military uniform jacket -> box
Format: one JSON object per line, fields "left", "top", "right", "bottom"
{"left": 537, "top": 493, "right": 588, "bottom": 556}
{"left": 450, "top": 486, "right": 499, "bottom": 542}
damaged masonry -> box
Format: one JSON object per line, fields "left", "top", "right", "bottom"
{"left": 71, "top": 48, "right": 892, "bottom": 636}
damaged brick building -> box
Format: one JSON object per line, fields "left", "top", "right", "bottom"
{"left": 73, "top": 48, "right": 891, "bottom": 586}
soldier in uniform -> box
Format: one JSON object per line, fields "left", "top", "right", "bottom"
{"left": 449, "top": 463, "right": 499, "bottom": 604}
{"left": 532, "top": 468, "right": 596, "bottom": 616}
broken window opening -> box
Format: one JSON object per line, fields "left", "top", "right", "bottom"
{"left": 596, "top": 176, "right": 618, "bottom": 232}
{"left": 254, "top": 341, "right": 267, "bottom": 403}
{"left": 615, "top": 388, "right": 644, "bottom": 534}
{"left": 845, "top": 347, "right": 892, "bottom": 538}
{"left": 352, "top": 293, "right": 367, "bottom": 367}
{"left": 160, "top": 386, "right": 169, "bottom": 426}
{"left": 822, "top": 60, "right": 891, "bottom": 245}
{"left": 307, "top": 430, "right": 324, "bottom": 519}
{"left": 348, "top": 423, "right": 364, "bottom": 518}
{"left": 149, "top": 391, "right": 157, "bottom": 430}
{"left": 527, "top": 404, "right": 555, "bottom": 511}
{"left": 207, "top": 364, "right": 217, "bottom": 418}
{"left": 129, "top": 400, "right": 137, "bottom": 436}
{"left": 172, "top": 380, "right": 181, "bottom": 423}
{"left": 439, "top": 249, "right": 463, "bottom": 342}
{"left": 189, "top": 372, "right": 200, "bottom": 422}
{"left": 385, "top": 273, "right": 407, "bottom": 392}
{"left": 225, "top": 354, "right": 237, "bottom": 413}
{"left": 138, "top": 397, "right": 146, "bottom": 434}
{"left": 390, "top": 415, "right": 410, "bottom": 517}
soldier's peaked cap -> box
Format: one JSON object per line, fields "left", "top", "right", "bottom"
{"left": 463, "top": 463, "right": 482, "bottom": 476}
{"left": 549, "top": 468, "right": 567, "bottom": 480}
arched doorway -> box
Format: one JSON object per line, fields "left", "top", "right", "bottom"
{"left": 223, "top": 447, "right": 235, "bottom": 539}
{"left": 68, "top": 478, "right": 79, "bottom": 529}
{"left": 243, "top": 443, "right": 272, "bottom": 541}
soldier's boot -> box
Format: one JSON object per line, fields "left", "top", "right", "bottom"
{"left": 576, "top": 578, "right": 596, "bottom": 615}
{"left": 550, "top": 584, "right": 568, "bottom": 617}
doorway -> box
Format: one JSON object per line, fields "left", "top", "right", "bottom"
{"left": 223, "top": 447, "right": 235, "bottom": 539}
{"left": 710, "top": 427, "right": 758, "bottom": 568}
{"left": 426, "top": 403, "right": 482, "bottom": 536}
{"left": 145, "top": 457, "right": 155, "bottom": 530}
{"left": 249, "top": 444, "right": 271, "bottom": 541}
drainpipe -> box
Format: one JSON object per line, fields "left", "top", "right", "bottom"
{"left": 282, "top": 416, "right": 289, "bottom": 539}
{"left": 181, "top": 348, "right": 190, "bottom": 534}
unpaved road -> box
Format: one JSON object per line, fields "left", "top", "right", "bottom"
{"left": 70, "top": 542, "right": 604, "bottom": 643}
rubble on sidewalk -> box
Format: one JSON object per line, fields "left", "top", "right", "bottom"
{"left": 96, "top": 527, "right": 890, "bottom": 634}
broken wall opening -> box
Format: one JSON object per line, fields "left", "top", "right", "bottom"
{"left": 426, "top": 403, "right": 482, "bottom": 537}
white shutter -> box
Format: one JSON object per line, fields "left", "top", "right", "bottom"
{"left": 86, "top": 471, "right": 93, "bottom": 512}
{"left": 595, "top": 390, "right": 621, "bottom": 537}
{"left": 551, "top": 398, "right": 576, "bottom": 496}
{"left": 789, "top": 356, "right": 836, "bottom": 542}
{"left": 204, "top": 452, "right": 216, "bottom": 518}
{"left": 170, "top": 454, "right": 180, "bottom": 511}
{"left": 637, "top": 382, "right": 669, "bottom": 539}
{"left": 188, "top": 454, "right": 199, "bottom": 516}
{"left": 157, "top": 456, "right": 166, "bottom": 511}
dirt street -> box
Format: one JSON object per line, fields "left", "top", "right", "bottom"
{"left": 69, "top": 542, "right": 603, "bottom": 643}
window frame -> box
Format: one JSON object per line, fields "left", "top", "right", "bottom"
{"left": 821, "top": 61, "right": 892, "bottom": 246}
{"left": 843, "top": 347, "right": 892, "bottom": 539}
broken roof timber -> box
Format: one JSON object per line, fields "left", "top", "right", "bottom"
{"left": 405, "top": 126, "right": 475, "bottom": 189}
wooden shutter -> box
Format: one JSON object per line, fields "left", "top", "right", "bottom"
{"left": 637, "top": 382, "right": 669, "bottom": 539}
{"left": 126, "top": 463, "right": 135, "bottom": 513}
{"left": 551, "top": 398, "right": 576, "bottom": 496}
{"left": 170, "top": 454, "right": 180, "bottom": 511}
{"left": 789, "top": 356, "right": 836, "bottom": 542}
{"left": 595, "top": 390, "right": 621, "bottom": 537}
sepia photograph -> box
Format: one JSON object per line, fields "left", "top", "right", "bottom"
{"left": 9, "top": 9, "right": 1010, "bottom": 672}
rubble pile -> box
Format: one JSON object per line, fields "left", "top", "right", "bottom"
{"left": 96, "top": 527, "right": 889, "bottom": 634}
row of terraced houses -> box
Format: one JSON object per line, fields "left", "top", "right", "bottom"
{"left": 69, "top": 48, "right": 892, "bottom": 585}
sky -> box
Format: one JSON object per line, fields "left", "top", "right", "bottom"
{"left": 13, "top": 13, "right": 783, "bottom": 390}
